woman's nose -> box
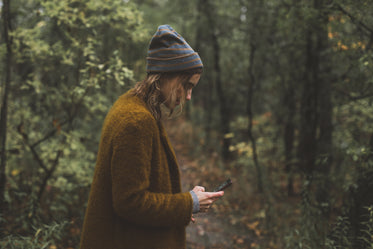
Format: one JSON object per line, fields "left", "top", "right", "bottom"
{"left": 186, "top": 89, "right": 192, "bottom": 101}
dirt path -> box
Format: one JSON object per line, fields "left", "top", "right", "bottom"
{"left": 177, "top": 154, "right": 235, "bottom": 248}
{"left": 166, "top": 120, "right": 255, "bottom": 249}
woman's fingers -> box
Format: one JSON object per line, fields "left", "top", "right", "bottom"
{"left": 191, "top": 215, "right": 196, "bottom": 223}
{"left": 196, "top": 191, "right": 224, "bottom": 212}
{"left": 198, "top": 191, "right": 224, "bottom": 203}
{"left": 192, "top": 186, "right": 205, "bottom": 192}
{"left": 191, "top": 187, "right": 225, "bottom": 213}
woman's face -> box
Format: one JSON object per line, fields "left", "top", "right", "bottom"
{"left": 160, "top": 74, "right": 201, "bottom": 109}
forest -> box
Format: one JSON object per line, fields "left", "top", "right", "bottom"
{"left": 1, "top": 0, "right": 373, "bottom": 248}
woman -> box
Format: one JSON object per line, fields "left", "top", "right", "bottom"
{"left": 79, "top": 25, "right": 224, "bottom": 249}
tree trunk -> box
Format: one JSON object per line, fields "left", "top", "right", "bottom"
{"left": 297, "top": 0, "right": 332, "bottom": 228}
{"left": 202, "top": 0, "right": 231, "bottom": 161}
{"left": 0, "top": 0, "right": 12, "bottom": 219}
{"left": 283, "top": 85, "right": 296, "bottom": 195}
{"left": 315, "top": 1, "right": 333, "bottom": 218}
{"left": 195, "top": 0, "right": 214, "bottom": 147}
{"left": 298, "top": 9, "right": 320, "bottom": 175}
{"left": 247, "top": 43, "right": 263, "bottom": 192}
{"left": 212, "top": 33, "right": 231, "bottom": 161}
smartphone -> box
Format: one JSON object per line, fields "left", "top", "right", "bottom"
{"left": 213, "top": 178, "right": 232, "bottom": 192}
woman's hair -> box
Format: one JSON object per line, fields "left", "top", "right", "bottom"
{"left": 132, "top": 68, "right": 203, "bottom": 121}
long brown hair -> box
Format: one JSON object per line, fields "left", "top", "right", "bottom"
{"left": 132, "top": 68, "right": 202, "bottom": 121}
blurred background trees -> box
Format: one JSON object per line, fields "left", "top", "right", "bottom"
{"left": 1, "top": 0, "right": 373, "bottom": 248}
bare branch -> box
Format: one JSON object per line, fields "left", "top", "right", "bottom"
{"left": 37, "top": 150, "right": 63, "bottom": 202}
{"left": 335, "top": 3, "right": 373, "bottom": 35}
{"left": 334, "top": 87, "right": 373, "bottom": 101}
{"left": 17, "top": 123, "right": 49, "bottom": 173}
{"left": 32, "top": 87, "right": 90, "bottom": 148}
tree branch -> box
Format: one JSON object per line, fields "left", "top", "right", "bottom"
{"left": 37, "top": 150, "right": 63, "bottom": 202}
{"left": 17, "top": 123, "right": 49, "bottom": 173}
{"left": 334, "top": 87, "right": 373, "bottom": 101}
{"left": 335, "top": 3, "right": 373, "bottom": 35}
{"left": 31, "top": 118, "right": 71, "bottom": 148}
{"left": 31, "top": 87, "right": 89, "bottom": 148}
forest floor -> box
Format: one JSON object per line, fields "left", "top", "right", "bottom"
{"left": 177, "top": 151, "right": 258, "bottom": 249}
{"left": 164, "top": 118, "right": 281, "bottom": 249}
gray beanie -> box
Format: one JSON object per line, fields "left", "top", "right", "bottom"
{"left": 146, "top": 25, "right": 203, "bottom": 73}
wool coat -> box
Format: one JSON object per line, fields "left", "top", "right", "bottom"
{"left": 79, "top": 91, "right": 193, "bottom": 249}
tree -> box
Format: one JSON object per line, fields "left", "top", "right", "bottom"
{"left": 0, "top": 0, "right": 12, "bottom": 220}
{"left": 1, "top": 0, "right": 147, "bottom": 243}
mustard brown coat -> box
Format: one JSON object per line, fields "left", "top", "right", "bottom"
{"left": 79, "top": 91, "right": 193, "bottom": 249}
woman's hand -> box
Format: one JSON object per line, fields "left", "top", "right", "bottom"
{"left": 192, "top": 186, "right": 224, "bottom": 213}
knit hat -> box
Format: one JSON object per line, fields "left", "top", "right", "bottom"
{"left": 146, "top": 25, "right": 203, "bottom": 73}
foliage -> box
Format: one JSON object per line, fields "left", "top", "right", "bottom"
{"left": 1, "top": 0, "right": 373, "bottom": 248}
{"left": 1, "top": 0, "right": 148, "bottom": 246}
{"left": 0, "top": 221, "right": 69, "bottom": 249}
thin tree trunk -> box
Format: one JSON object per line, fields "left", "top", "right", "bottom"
{"left": 315, "top": 0, "right": 333, "bottom": 219}
{"left": 297, "top": 1, "right": 332, "bottom": 241}
{"left": 298, "top": 21, "right": 319, "bottom": 175}
{"left": 0, "top": 0, "right": 12, "bottom": 218}
{"left": 212, "top": 32, "right": 231, "bottom": 161}
{"left": 247, "top": 43, "right": 263, "bottom": 192}
{"left": 195, "top": 0, "right": 213, "bottom": 146}
{"left": 369, "top": 133, "right": 373, "bottom": 160}
{"left": 316, "top": 5, "right": 332, "bottom": 174}
{"left": 284, "top": 85, "right": 296, "bottom": 195}
{"left": 283, "top": 0, "right": 301, "bottom": 196}
{"left": 203, "top": 0, "right": 231, "bottom": 161}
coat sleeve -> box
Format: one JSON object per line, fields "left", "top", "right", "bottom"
{"left": 110, "top": 112, "right": 193, "bottom": 228}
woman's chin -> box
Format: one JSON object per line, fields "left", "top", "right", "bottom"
{"left": 170, "top": 101, "right": 180, "bottom": 109}
{"left": 162, "top": 100, "right": 181, "bottom": 110}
